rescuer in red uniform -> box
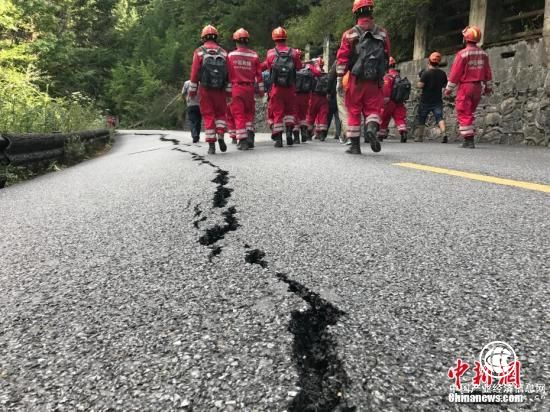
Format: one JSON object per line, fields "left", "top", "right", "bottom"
{"left": 293, "top": 57, "right": 313, "bottom": 143}
{"left": 444, "top": 26, "right": 493, "bottom": 149}
{"left": 227, "top": 28, "right": 264, "bottom": 151}
{"left": 306, "top": 57, "right": 330, "bottom": 141}
{"left": 379, "top": 57, "right": 408, "bottom": 143}
{"left": 264, "top": 27, "right": 303, "bottom": 148}
{"left": 336, "top": 0, "right": 391, "bottom": 155}
{"left": 189, "top": 25, "right": 231, "bottom": 155}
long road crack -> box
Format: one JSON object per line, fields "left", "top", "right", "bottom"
{"left": 164, "top": 137, "right": 355, "bottom": 410}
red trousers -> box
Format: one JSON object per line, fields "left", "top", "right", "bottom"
{"left": 267, "top": 98, "right": 274, "bottom": 130}
{"left": 226, "top": 104, "right": 236, "bottom": 140}
{"left": 200, "top": 88, "right": 227, "bottom": 143}
{"left": 307, "top": 93, "right": 329, "bottom": 134}
{"left": 456, "top": 82, "right": 482, "bottom": 139}
{"left": 294, "top": 92, "right": 310, "bottom": 131}
{"left": 270, "top": 85, "right": 296, "bottom": 134}
{"left": 345, "top": 75, "right": 383, "bottom": 139}
{"left": 380, "top": 101, "right": 407, "bottom": 137}
{"left": 232, "top": 84, "right": 255, "bottom": 141}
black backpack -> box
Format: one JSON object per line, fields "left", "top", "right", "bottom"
{"left": 313, "top": 73, "right": 329, "bottom": 95}
{"left": 390, "top": 74, "right": 411, "bottom": 103}
{"left": 271, "top": 48, "right": 296, "bottom": 87}
{"left": 295, "top": 68, "right": 315, "bottom": 93}
{"left": 351, "top": 25, "right": 387, "bottom": 82}
{"left": 199, "top": 47, "right": 227, "bottom": 89}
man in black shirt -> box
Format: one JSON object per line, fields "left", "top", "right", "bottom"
{"left": 415, "top": 52, "right": 448, "bottom": 143}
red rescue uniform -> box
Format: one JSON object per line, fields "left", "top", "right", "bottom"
{"left": 446, "top": 44, "right": 493, "bottom": 139}
{"left": 189, "top": 41, "right": 231, "bottom": 143}
{"left": 228, "top": 46, "right": 264, "bottom": 141}
{"left": 226, "top": 104, "right": 236, "bottom": 141}
{"left": 294, "top": 92, "right": 310, "bottom": 132}
{"left": 305, "top": 63, "right": 329, "bottom": 137}
{"left": 380, "top": 68, "right": 407, "bottom": 137}
{"left": 264, "top": 45, "right": 303, "bottom": 134}
{"left": 336, "top": 17, "right": 391, "bottom": 139}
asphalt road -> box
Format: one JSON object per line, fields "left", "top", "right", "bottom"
{"left": 1, "top": 131, "right": 549, "bottom": 411}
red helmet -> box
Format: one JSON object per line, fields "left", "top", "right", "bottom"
{"left": 389, "top": 56, "right": 396, "bottom": 66}
{"left": 429, "top": 52, "right": 442, "bottom": 64}
{"left": 352, "top": 0, "right": 374, "bottom": 14}
{"left": 233, "top": 28, "right": 250, "bottom": 41}
{"left": 201, "top": 25, "right": 218, "bottom": 39}
{"left": 272, "top": 27, "right": 287, "bottom": 41}
{"left": 462, "top": 26, "right": 482, "bottom": 43}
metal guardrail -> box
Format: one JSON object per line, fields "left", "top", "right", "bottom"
{"left": 0, "top": 129, "right": 110, "bottom": 166}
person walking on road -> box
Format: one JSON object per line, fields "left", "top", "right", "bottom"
{"left": 183, "top": 80, "right": 202, "bottom": 143}
{"left": 188, "top": 25, "right": 231, "bottom": 155}
{"left": 264, "top": 27, "right": 303, "bottom": 148}
{"left": 228, "top": 28, "right": 264, "bottom": 151}
{"left": 444, "top": 26, "right": 493, "bottom": 149}
{"left": 327, "top": 61, "right": 343, "bottom": 142}
{"left": 306, "top": 57, "right": 330, "bottom": 141}
{"left": 379, "top": 56, "right": 410, "bottom": 143}
{"left": 336, "top": 0, "right": 391, "bottom": 155}
{"left": 414, "top": 52, "right": 448, "bottom": 143}
{"left": 294, "top": 61, "right": 315, "bottom": 143}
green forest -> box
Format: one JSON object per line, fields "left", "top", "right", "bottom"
{"left": 0, "top": 0, "right": 429, "bottom": 132}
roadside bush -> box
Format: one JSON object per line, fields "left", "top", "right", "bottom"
{"left": 0, "top": 68, "right": 104, "bottom": 134}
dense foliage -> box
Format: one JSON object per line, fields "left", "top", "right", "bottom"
{"left": 0, "top": 0, "right": 426, "bottom": 130}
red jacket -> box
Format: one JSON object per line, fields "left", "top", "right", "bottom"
{"left": 336, "top": 17, "right": 391, "bottom": 77}
{"left": 447, "top": 44, "right": 493, "bottom": 90}
{"left": 264, "top": 44, "right": 303, "bottom": 76}
{"left": 228, "top": 46, "right": 264, "bottom": 93}
{"left": 189, "top": 41, "right": 230, "bottom": 96}
{"left": 382, "top": 68, "right": 400, "bottom": 99}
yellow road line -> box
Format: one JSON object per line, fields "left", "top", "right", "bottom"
{"left": 394, "top": 162, "right": 550, "bottom": 193}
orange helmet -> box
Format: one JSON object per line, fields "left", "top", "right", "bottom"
{"left": 353, "top": 0, "right": 375, "bottom": 13}
{"left": 201, "top": 25, "right": 218, "bottom": 39}
{"left": 233, "top": 28, "right": 250, "bottom": 41}
{"left": 429, "top": 52, "right": 442, "bottom": 64}
{"left": 272, "top": 27, "right": 287, "bottom": 41}
{"left": 389, "top": 56, "right": 396, "bottom": 66}
{"left": 462, "top": 26, "right": 482, "bottom": 43}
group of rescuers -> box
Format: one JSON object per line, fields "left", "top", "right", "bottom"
{"left": 184, "top": 0, "right": 493, "bottom": 155}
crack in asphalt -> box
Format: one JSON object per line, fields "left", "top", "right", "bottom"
{"left": 164, "top": 136, "right": 354, "bottom": 410}
{"left": 244, "top": 249, "right": 356, "bottom": 411}
{"left": 159, "top": 136, "right": 180, "bottom": 145}
{"left": 171, "top": 145, "right": 238, "bottom": 259}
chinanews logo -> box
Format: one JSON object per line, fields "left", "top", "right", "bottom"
{"left": 447, "top": 341, "right": 546, "bottom": 404}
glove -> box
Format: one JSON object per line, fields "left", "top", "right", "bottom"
{"left": 484, "top": 87, "right": 493, "bottom": 96}
{"left": 189, "top": 91, "right": 196, "bottom": 98}
{"left": 443, "top": 88, "right": 452, "bottom": 98}
{"left": 336, "top": 77, "right": 344, "bottom": 97}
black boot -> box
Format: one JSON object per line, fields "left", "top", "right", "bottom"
{"left": 237, "top": 139, "right": 249, "bottom": 151}
{"left": 286, "top": 126, "right": 294, "bottom": 146}
{"left": 320, "top": 131, "right": 328, "bottom": 142}
{"left": 231, "top": 138, "right": 237, "bottom": 145}
{"left": 273, "top": 132, "right": 283, "bottom": 148}
{"left": 345, "top": 137, "right": 361, "bottom": 154}
{"left": 208, "top": 142, "right": 216, "bottom": 154}
{"left": 300, "top": 126, "right": 308, "bottom": 143}
{"left": 366, "top": 122, "right": 381, "bottom": 153}
{"left": 462, "top": 138, "right": 475, "bottom": 149}
{"left": 307, "top": 128, "right": 314, "bottom": 141}
{"left": 218, "top": 135, "right": 227, "bottom": 152}
{"left": 441, "top": 135, "right": 448, "bottom": 144}
{"left": 192, "top": 135, "right": 200, "bottom": 144}
{"left": 293, "top": 129, "right": 301, "bottom": 144}
{"left": 400, "top": 131, "right": 408, "bottom": 143}
{"left": 247, "top": 130, "right": 255, "bottom": 149}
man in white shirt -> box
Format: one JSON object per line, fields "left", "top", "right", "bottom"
{"left": 183, "top": 80, "right": 202, "bottom": 143}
